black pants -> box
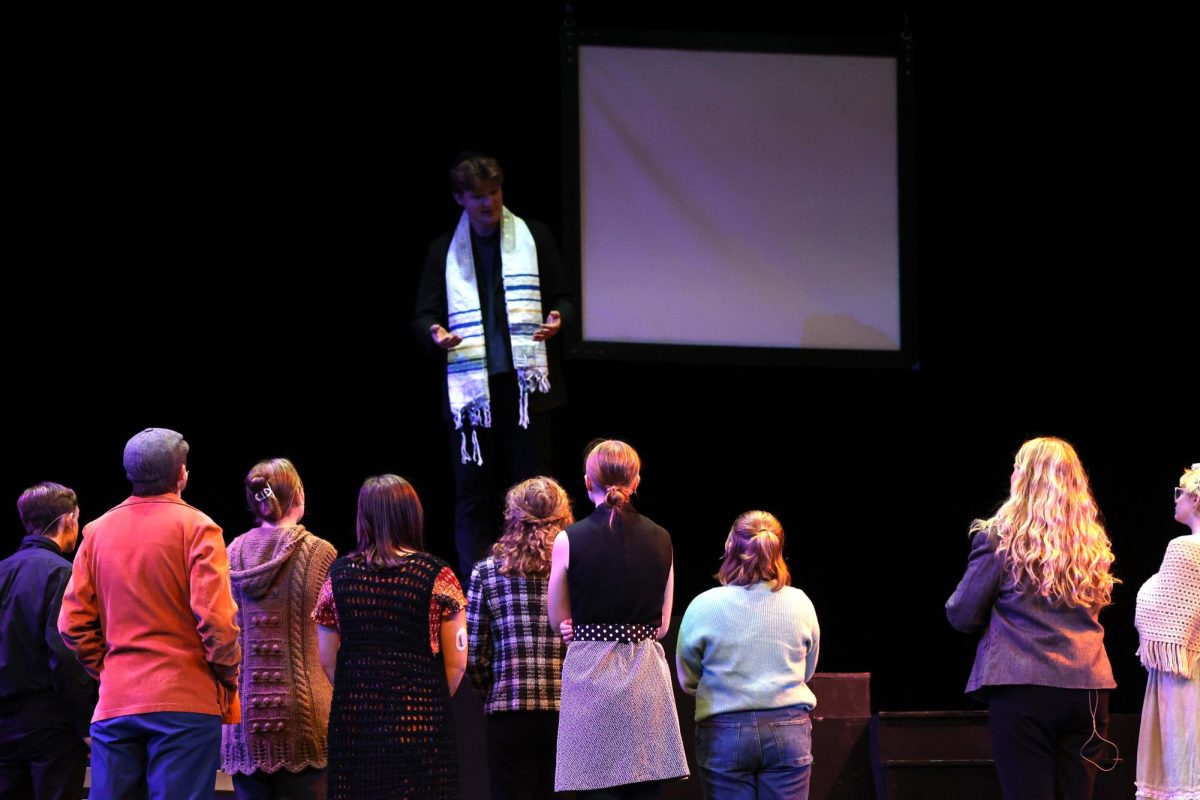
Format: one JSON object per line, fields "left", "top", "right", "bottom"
{"left": 987, "top": 685, "right": 1112, "bottom": 800}
{"left": 232, "top": 767, "right": 327, "bottom": 800}
{"left": 0, "top": 721, "right": 89, "bottom": 800}
{"left": 450, "top": 372, "right": 552, "bottom": 577}
{"left": 577, "top": 782, "right": 662, "bottom": 800}
{"left": 486, "top": 711, "right": 559, "bottom": 800}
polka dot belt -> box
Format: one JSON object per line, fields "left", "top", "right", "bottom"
{"left": 573, "top": 622, "right": 658, "bottom": 643}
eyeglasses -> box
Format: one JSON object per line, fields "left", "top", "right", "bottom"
{"left": 1175, "top": 487, "right": 1196, "bottom": 501}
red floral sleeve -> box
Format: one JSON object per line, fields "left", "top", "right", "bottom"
{"left": 428, "top": 567, "right": 465, "bottom": 654}
{"left": 312, "top": 576, "right": 338, "bottom": 631}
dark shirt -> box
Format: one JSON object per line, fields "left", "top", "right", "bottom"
{"left": 472, "top": 228, "right": 513, "bottom": 375}
{"left": 0, "top": 535, "right": 97, "bottom": 735}
{"left": 565, "top": 507, "right": 673, "bottom": 626}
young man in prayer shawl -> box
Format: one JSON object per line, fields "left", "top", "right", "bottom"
{"left": 413, "top": 153, "right": 577, "bottom": 577}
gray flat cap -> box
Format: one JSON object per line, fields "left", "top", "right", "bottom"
{"left": 123, "top": 428, "right": 189, "bottom": 482}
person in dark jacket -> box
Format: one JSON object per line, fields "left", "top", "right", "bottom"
{"left": 947, "top": 436, "right": 1118, "bottom": 800}
{"left": 0, "top": 481, "right": 97, "bottom": 800}
{"left": 412, "top": 152, "right": 577, "bottom": 577}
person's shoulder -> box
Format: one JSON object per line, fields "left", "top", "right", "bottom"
{"left": 85, "top": 499, "right": 136, "bottom": 528}
{"left": 177, "top": 500, "right": 219, "bottom": 530}
{"left": 564, "top": 513, "right": 597, "bottom": 535}
{"left": 524, "top": 218, "right": 553, "bottom": 236}
{"left": 143, "top": 494, "right": 217, "bottom": 525}
{"left": 329, "top": 553, "right": 356, "bottom": 572}
{"left": 415, "top": 550, "right": 454, "bottom": 574}
{"left": 967, "top": 526, "right": 1002, "bottom": 553}
{"left": 303, "top": 528, "right": 336, "bottom": 549}
{"left": 638, "top": 513, "right": 672, "bottom": 543}
{"left": 313, "top": 535, "right": 338, "bottom": 560}
{"left": 226, "top": 530, "right": 248, "bottom": 558}
{"left": 9, "top": 540, "right": 70, "bottom": 570}
{"left": 681, "top": 585, "right": 738, "bottom": 622}
{"left": 1165, "top": 535, "right": 1200, "bottom": 559}
{"left": 426, "top": 230, "right": 455, "bottom": 254}
{"left": 627, "top": 509, "right": 666, "bottom": 531}
{"left": 295, "top": 527, "right": 336, "bottom": 553}
{"left": 470, "top": 555, "right": 498, "bottom": 579}
{"left": 692, "top": 585, "right": 731, "bottom": 605}
{"left": 229, "top": 527, "right": 260, "bottom": 544}
{"left": 779, "top": 584, "right": 817, "bottom": 608}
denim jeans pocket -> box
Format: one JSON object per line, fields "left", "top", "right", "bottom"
{"left": 695, "top": 721, "right": 742, "bottom": 769}
{"left": 769, "top": 715, "right": 813, "bottom": 767}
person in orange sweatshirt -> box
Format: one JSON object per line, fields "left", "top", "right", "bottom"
{"left": 60, "top": 427, "right": 241, "bottom": 800}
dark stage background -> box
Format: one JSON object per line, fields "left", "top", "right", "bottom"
{"left": 4, "top": 7, "right": 1193, "bottom": 716}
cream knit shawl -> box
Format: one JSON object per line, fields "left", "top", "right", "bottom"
{"left": 1136, "top": 535, "right": 1200, "bottom": 678}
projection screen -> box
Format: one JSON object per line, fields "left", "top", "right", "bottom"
{"left": 566, "top": 33, "right": 913, "bottom": 366}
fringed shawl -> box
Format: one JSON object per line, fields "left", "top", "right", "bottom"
{"left": 1136, "top": 535, "right": 1200, "bottom": 678}
{"left": 444, "top": 207, "right": 549, "bottom": 465}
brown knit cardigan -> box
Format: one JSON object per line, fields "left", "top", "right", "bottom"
{"left": 221, "top": 526, "right": 337, "bottom": 774}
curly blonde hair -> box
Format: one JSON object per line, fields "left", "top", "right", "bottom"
{"left": 971, "top": 436, "right": 1117, "bottom": 608}
{"left": 491, "top": 476, "right": 574, "bottom": 578}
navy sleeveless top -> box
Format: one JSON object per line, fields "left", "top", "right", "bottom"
{"left": 565, "top": 506, "right": 673, "bottom": 626}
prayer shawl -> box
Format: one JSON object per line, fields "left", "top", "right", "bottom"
{"left": 445, "top": 207, "right": 550, "bottom": 465}
{"left": 1136, "top": 535, "right": 1200, "bottom": 678}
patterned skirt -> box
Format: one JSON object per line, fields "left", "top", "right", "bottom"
{"left": 555, "top": 636, "right": 690, "bottom": 792}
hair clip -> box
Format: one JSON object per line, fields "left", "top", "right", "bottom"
{"left": 254, "top": 485, "right": 275, "bottom": 503}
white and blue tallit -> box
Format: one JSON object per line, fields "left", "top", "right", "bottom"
{"left": 445, "top": 207, "right": 550, "bottom": 465}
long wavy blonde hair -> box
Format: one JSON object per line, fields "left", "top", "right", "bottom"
{"left": 491, "top": 476, "right": 574, "bottom": 578}
{"left": 971, "top": 436, "right": 1117, "bottom": 608}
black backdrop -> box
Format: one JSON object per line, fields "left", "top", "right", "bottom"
{"left": 4, "top": 7, "right": 1193, "bottom": 715}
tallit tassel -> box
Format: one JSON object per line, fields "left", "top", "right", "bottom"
{"left": 471, "top": 430, "right": 483, "bottom": 465}
{"left": 460, "top": 431, "right": 471, "bottom": 465}
{"left": 518, "top": 386, "right": 531, "bottom": 429}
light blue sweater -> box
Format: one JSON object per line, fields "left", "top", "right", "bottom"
{"left": 676, "top": 582, "right": 820, "bottom": 722}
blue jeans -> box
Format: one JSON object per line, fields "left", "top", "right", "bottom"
{"left": 695, "top": 705, "right": 812, "bottom": 800}
{"left": 90, "top": 711, "right": 221, "bottom": 800}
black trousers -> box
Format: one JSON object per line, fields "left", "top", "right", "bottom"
{"left": 486, "top": 711, "right": 559, "bottom": 800}
{"left": 986, "top": 685, "right": 1112, "bottom": 800}
{"left": 450, "top": 372, "right": 552, "bottom": 578}
{"left": 0, "top": 720, "right": 89, "bottom": 800}
{"left": 577, "top": 782, "right": 661, "bottom": 800}
{"left": 231, "top": 767, "right": 327, "bottom": 800}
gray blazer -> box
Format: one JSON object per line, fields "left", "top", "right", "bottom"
{"left": 946, "top": 529, "right": 1116, "bottom": 695}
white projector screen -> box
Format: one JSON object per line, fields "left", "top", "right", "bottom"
{"left": 577, "top": 43, "right": 901, "bottom": 354}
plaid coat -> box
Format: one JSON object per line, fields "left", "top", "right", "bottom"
{"left": 466, "top": 556, "right": 565, "bottom": 712}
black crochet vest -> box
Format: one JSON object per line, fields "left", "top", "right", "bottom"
{"left": 326, "top": 552, "right": 459, "bottom": 799}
